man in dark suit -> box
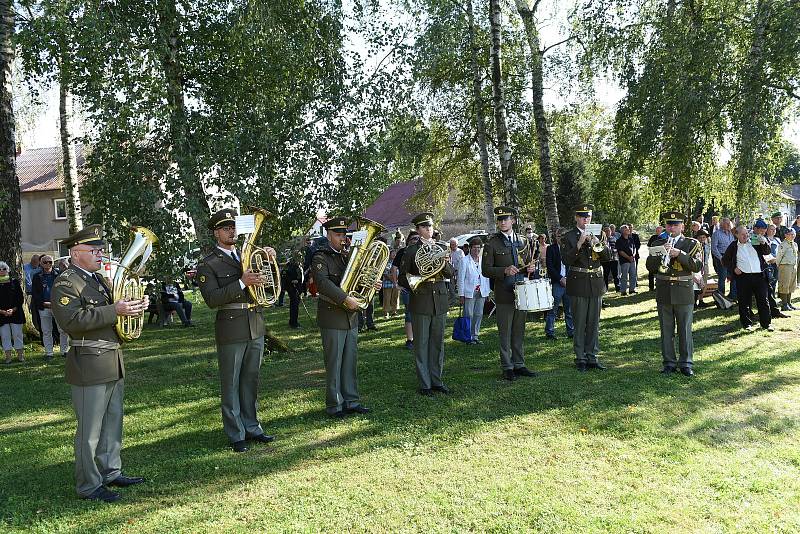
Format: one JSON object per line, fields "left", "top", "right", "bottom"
{"left": 645, "top": 211, "right": 703, "bottom": 375}
{"left": 197, "top": 209, "right": 276, "bottom": 452}
{"left": 561, "top": 204, "right": 612, "bottom": 372}
{"left": 51, "top": 225, "right": 147, "bottom": 503}
{"left": 283, "top": 254, "right": 304, "bottom": 329}
{"left": 545, "top": 228, "right": 574, "bottom": 340}
{"left": 481, "top": 206, "right": 538, "bottom": 380}
{"left": 399, "top": 213, "right": 453, "bottom": 395}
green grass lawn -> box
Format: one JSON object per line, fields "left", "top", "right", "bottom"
{"left": 2, "top": 280, "right": 800, "bottom": 533}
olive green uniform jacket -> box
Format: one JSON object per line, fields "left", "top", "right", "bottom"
{"left": 312, "top": 243, "right": 358, "bottom": 330}
{"left": 561, "top": 228, "right": 612, "bottom": 298}
{"left": 481, "top": 232, "right": 536, "bottom": 305}
{"left": 398, "top": 241, "right": 453, "bottom": 315}
{"left": 197, "top": 249, "right": 265, "bottom": 344}
{"left": 51, "top": 267, "right": 123, "bottom": 386}
{"left": 645, "top": 236, "right": 703, "bottom": 306}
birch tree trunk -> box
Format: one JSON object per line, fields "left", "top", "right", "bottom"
{"left": 59, "top": 64, "right": 82, "bottom": 234}
{"left": 514, "top": 0, "right": 560, "bottom": 237}
{"left": 489, "top": 0, "right": 519, "bottom": 211}
{"left": 466, "top": 0, "right": 495, "bottom": 232}
{"left": 0, "top": 0, "right": 22, "bottom": 279}
{"left": 157, "top": 0, "right": 210, "bottom": 241}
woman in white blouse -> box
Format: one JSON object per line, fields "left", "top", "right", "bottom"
{"left": 458, "top": 237, "right": 491, "bottom": 344}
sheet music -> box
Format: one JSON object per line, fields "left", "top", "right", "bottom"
{"left": 234, "top": 215, "right": 256, "bottom": 235}
{"left": 351, "top": 230, "right": 368, "bottom": 246}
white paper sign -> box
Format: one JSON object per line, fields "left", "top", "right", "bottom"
{"left": 351, "top": 230, "right": 368, "bottom": 246}
{"left": 648, "top": 245, "right": 667, "bottom": 256}
{"left": 235, "top": 215, "right": 256, "bottom": 235}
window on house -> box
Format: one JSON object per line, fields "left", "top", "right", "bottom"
{"left": 54, "top": 198, "right": 67, "bottom": 220}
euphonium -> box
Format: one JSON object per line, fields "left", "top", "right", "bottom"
{"left": 240, "top": 206, "right": 281, "bottom": 307}
{"left": 113, "top": 226, "right": 158, "bottom": 342}
{"left": 340, "top": 217, "right": 390, "bottom": 310}
{"left": 407, "top": 240, "right": 449, "bottom": 291}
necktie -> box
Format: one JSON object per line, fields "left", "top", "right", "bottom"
{"left": 231, "top": 250, "right": 239, "bottom": 263}
{"left": 94, "top": 274, "right": 110, "bottom": 301}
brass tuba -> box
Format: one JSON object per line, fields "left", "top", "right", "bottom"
{"left": 240, "top": 206, "right": 281, "bottom": 307}
{"left": 340, "top": 217, "right": 390, "bottom": 310}
{"left": 407, "top": 240, "right": 449, "bottom": 291}
{"left": 113, "top": 226, "right": 158, "bottom": 342}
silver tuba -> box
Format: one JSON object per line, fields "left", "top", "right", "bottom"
{"left": 112, "top": 226, "right": 158, "bottom": 342}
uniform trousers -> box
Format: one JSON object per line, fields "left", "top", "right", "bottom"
{"left": 495, "top": 303, "right": 527, "bottom": 370}
{"left": 463, "top": 290, "right": 486, "bottom": 341}
{"left": 217, "top": 336, "right": 265, "bottom": 442}
{"left": 571, "top": 295, "right": 601, "bottom": 364}
{"left": 71, "top": 379, "right": 124, "bottom": 496}
{"left": 320, "top": 324, "right": 360, "bottom": 414}
{"left": 656, "top": 302, "right": 694, "bottom": 368}
{"left": 39, "top": 308, "right": 68, "bottom": 355}
{"left": 411, "top": 313, "right": 446, "bottom": 389}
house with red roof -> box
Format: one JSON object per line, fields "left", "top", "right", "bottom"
{"left": 17, "top": 146, "right": 85, "bottom": 257}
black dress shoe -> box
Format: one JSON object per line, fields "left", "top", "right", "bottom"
{"left": 83, "top": 486, "right": 121, "bottom": 503}
{"left": 107, "top": 474, "right": 145, "bottom": 487}
{"left": 419, "top": 388, "right": 434, "bottom": 396}
{"left": 248, "top": 433, "right": 275, "bottom": 443}
{"left": 345, "top": 405, "right": 371, "bottom": 414}
{"left": 774, "top": 312, "right": 790, "bottom": 319}
{"left": 432, "top": 384, "right": 450, "bottom": 394}
{"left": 513, "top": 367, "right": 537, "bottom": 377}
{"left": 576, "top": 362, "right": 588, "bottom": 372}
{"left": 587, "top": 361, "right": 607, "bottom": 370}
{"left": 679, "top": 367, "right": 694, "bottom": 377}
{"left": 329, "top": 410, "right": 346, "bottom": 418}
{"left": 660, "top": 366, "right": 676, "bottom": 374}
{"left": 232, "top": 440, "right": 249, "bottom": 452}
{"left": 502, "top": 369, "right": 517, "bottom": 381}
{"left": 367, "top": 326, "right": 378, "bottom": 331}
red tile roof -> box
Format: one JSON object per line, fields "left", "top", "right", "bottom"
{"left": 17, "top": 146, "right": 84, "bottom": 193}
{"left": 362, "top": 180, "right": 418, "bottom": 230}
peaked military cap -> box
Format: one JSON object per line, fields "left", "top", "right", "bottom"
{"left": 574, "top": 204, "right": 594, "bottom": 217}
{"left": 62, "top": 224, "right": 106, "bottom": 248}
{"left": 494, "top": 206, "right": 517, "bottom": 219}
{"left": 412, "top": 212, "right": 435, "bottom": 226}
{"left": 753, "top": 218, "right": 768, "bottom": 229}
{"left": 660, "top": 210, "right": 685, "bottom": 225}
{"left": 208, "top": 209, "right": 238, "bottom": 230}
{"left": 771, "top": 211, "right": 783, "bottom": 219}
{"left": 323, "top": 216, "right": 349, "bottom": 232}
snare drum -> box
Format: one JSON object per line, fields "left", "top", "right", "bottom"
{"left": 514, "top": 279, "right": 554, "bottom": 312}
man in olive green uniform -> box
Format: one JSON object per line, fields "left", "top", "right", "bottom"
{"left": 561, "top": 204, "right": 612, "bottom": 372}
{"left": 399, "top": 213, "right": 454, "bottom": 395}
{"left": 645, "top": 211, "right": 703, "bottom": 376}
{"left": 51, "top": 225, "right": 147, "bottom": 503}
{"left": 197, "top": 209, "right": 276, "bottom": 453}
{"left": 313, "top": 217, "right": 378, "bottom": 417}
{"left": 482, "top": 206, "right": 538, "bottom": 381}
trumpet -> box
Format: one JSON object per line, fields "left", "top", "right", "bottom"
{"left": 581, "top": 224, "right": 607, "bottom": 259}
{"left": 658, "top": 235, "right": 677, "bottom": 273}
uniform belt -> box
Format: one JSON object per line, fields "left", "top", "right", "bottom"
{"left": 656, "top": 275, "right": 692, "bottom": 282}
{"left": 569, "top": 267, "right": 603, "bottom": 274}
{"left": 218, "top": 303, "right": 259, "bottom": 310}
{"left": 69, "top": 339, "right": 121, "bottom": 350}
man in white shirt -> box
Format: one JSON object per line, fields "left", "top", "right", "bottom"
{"left": 458, "top": 237, "right": 490, "bottom": 344}
{"left": 722, "top": 225, "right": 773, "bottom": 331}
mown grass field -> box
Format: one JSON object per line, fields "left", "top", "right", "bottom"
{"left": 2, "top": 274, "right": 800, "bottom": 533}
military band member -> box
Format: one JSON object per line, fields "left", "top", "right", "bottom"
{"left": 399, "top": 212, "right": 454, "bottom": 396}
{"left": 645, "top": 211, "right": 703, "bottom": 376}
{"left": 51, "top": 225, "right": 147, "bottom": 503}
{"left": 482, "top": 206, "right": 538, "bottom": 381}
{"left": 197, "top": 209, "right": 275, "bottom": 453}
{"left": 561, "top": 204, "right": 612, "bottom": 372}
{"left": 313, "top": 217, "right": 378, "bottom": 417}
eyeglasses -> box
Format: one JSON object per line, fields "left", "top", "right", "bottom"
{"left": 0, "top": 268, "right": 7, "bottom": 271}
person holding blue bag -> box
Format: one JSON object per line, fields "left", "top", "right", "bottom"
{"left": 456, "top": 236, "right": 490, "bottom": 345}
